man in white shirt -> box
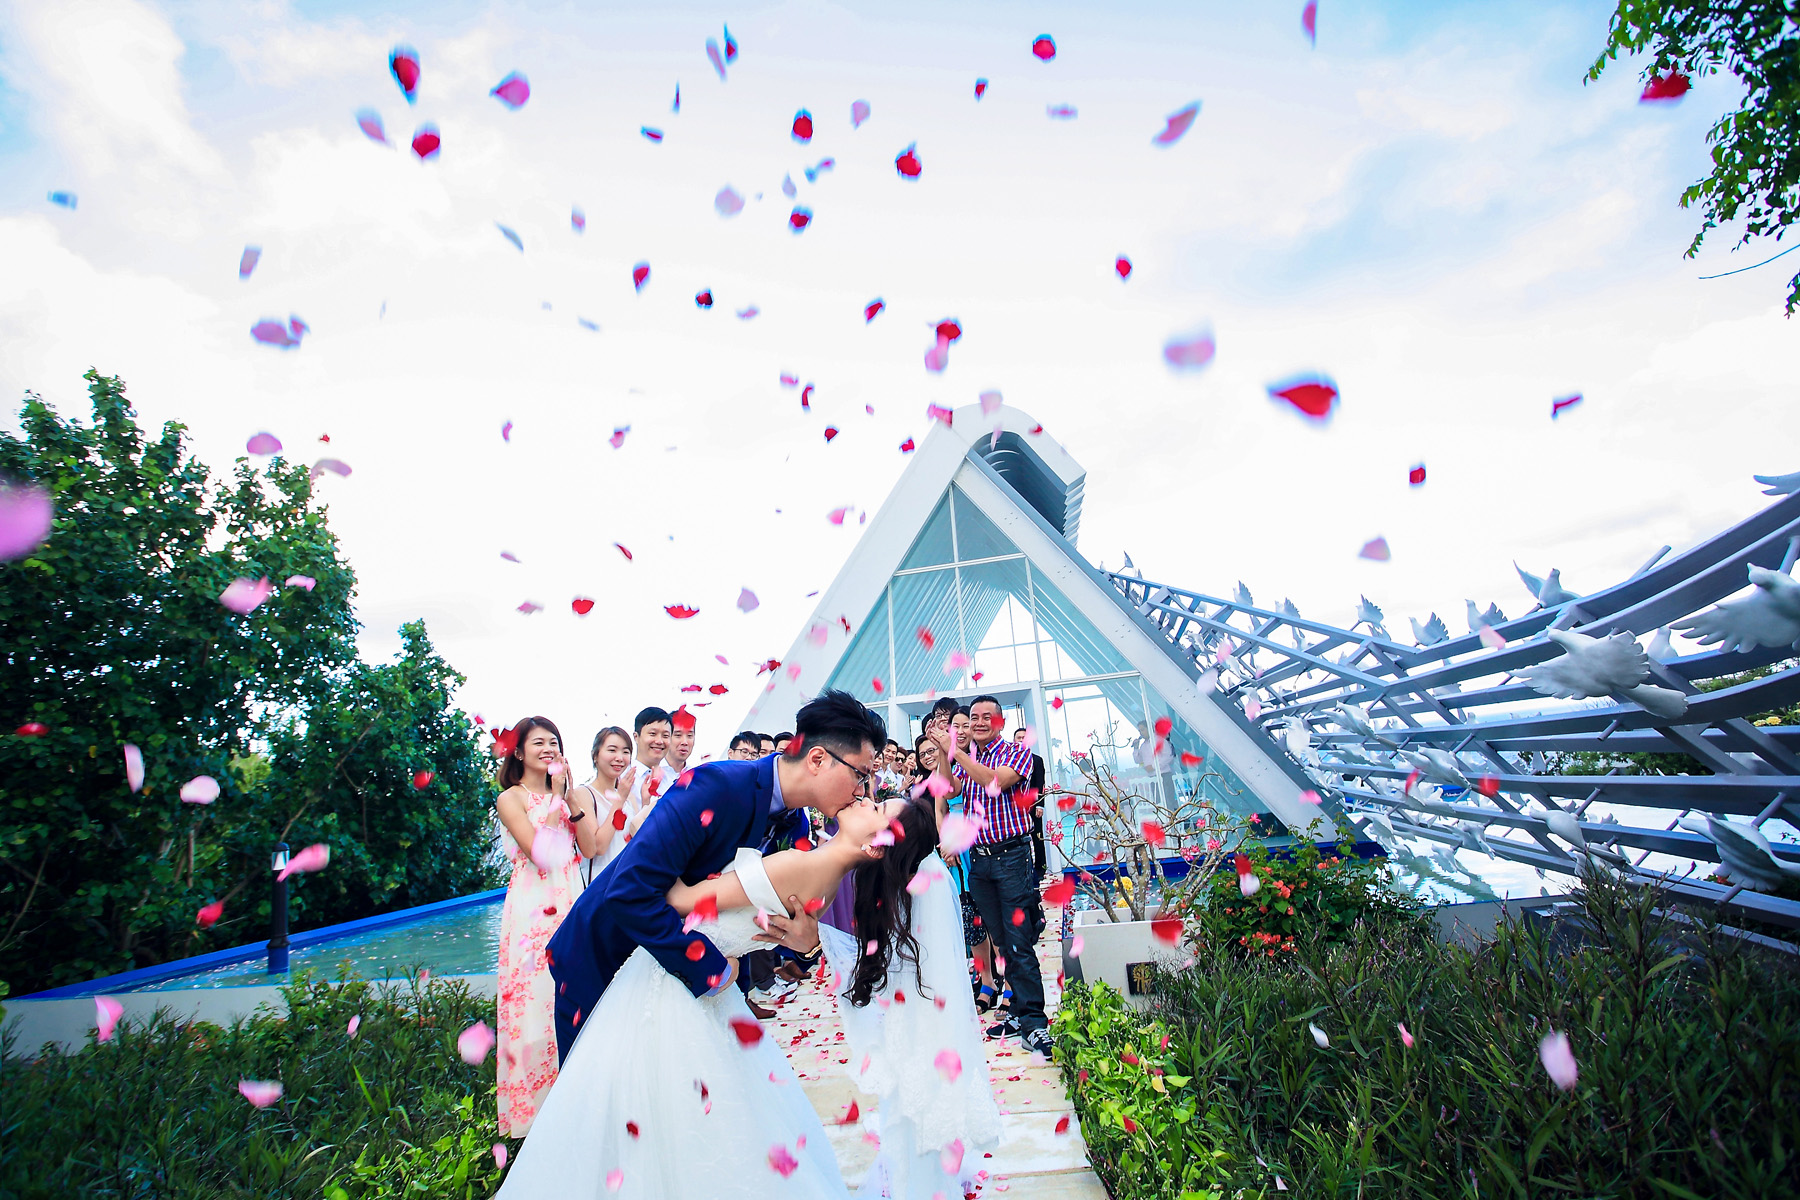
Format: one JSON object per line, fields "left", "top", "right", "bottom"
{"left": 665, "top": 705, "right": 697, "bottom": 778}
{"left": 620, "top": 706, "right": 678, "bottom": 829}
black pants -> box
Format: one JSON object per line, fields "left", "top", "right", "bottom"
{"left": 736, "top": 947, "right": 776, "bottom": 994}
{"left": 966, "top": 837, "right": 1046, "bottom": 1036}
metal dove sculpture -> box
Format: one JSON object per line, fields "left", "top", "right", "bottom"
{"left": 1752, "top": 469, "right": 1800, "bottom": 496}
{"left": 1353, "top": 595, "right": 1390, "bottom": 639}
{"left": 1399, "top": 747, "right": 1471, "bottom": 788}
{"left": 1233, "top": 581, "right": 1255, "bottom": 609}
{"left": 1514, "top": 628, "right": 1690, "bottom": 720}
{"left": 1515, "top": 563, "right": 1580, "bottom": 608}
{"left": 1464, "top": 600, "right": 1506, "bottom": 634}
{"left": 1676, "top": 815, "right": 1800, "bottom": 891}
{"left": 1645, "top": 625, "right": 1681, "bottom": 662}
{"left": 1409, "top": 613, "right": 1449, "bottom": 646}
{"left": 1673, "top": 565, "right": 1800, "bottom": 653}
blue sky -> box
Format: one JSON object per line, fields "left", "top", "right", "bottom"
{"left": 0, "top": 0, "right": 1791, "bottom": 757}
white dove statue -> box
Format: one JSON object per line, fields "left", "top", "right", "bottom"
{"left": 1753, "top": 469, "right": 1800, "bottom": 496}
{"left": 1354, "top": 595, "right": 1391, "bottom": 639}
{"left": 1516, "top": 563, "right": 1580, "bottom": 608}
{"left": 1465, "top": 600, "right": 1506, "bottom": 634}
{"left": 1233, "top": 581, "right": 1255, "bottom": 609}
{"left": 1400, "top": 747, "right": 1471, "bottom": 788}
{"left": 1541, "top": 807, "right": 1589, "bottom": 854}
{"left": 1673, "top": 565, "right": 1800, "bottom": 654}
{"left": 1645, "top": 626, "right": 1681, "bottom": 662}
{"left": 1676, "top": 815, "right": 1800, "bottom": 891}
{"left": 1329, "top": 703, "right": 1381, "bottom": 740}
{"left": 1410, "top": 613, "right": 1449, "bottom": 646}
{"left": 1514, "top": 628, "right": 1690, "bottom": 720}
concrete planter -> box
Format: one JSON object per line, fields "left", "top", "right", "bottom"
{"left": 1069, "top": 908, "right": 1180, "bottom": 1009}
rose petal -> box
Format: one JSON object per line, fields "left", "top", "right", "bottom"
{"left": 180, "top": 775, "right": 220, "bottom": 805}
{"left": 95, "top": 996, "right": 123, "bottom": 1042}
{"left": 457, "top": 1021, "right": 496, "bottom": 1065}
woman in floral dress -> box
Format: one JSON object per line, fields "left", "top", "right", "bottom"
{"left": 493, "top": 715, "right": 595, "bottom": 1136}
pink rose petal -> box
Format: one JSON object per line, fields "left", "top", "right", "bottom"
{"left": 530, "top": 825, "right": 574, "bottom": 872}
{"left": 95, "top": 996, "right": 123, "bottom": 1042}
{"left": 1539, "top": 1030, "right": 1578, "bottom": 1090}
{"left": 492, "top": 1143, "right": 507, "bottom": 1169}
{"left": 220, "top": 577, "right": 273, "bottom": 614}
{"left": 348, "top": 1015, "right": 361, "bottom": 1038}
{"left": 934, "top": 1048, "right": 963, "bottom": 1083}
{"left": 1358, "top": 537, "right": 1391, "bottom": 562}
{"left": 940, "top": 1138, "right": 965, "bottom": 1175}
{"left": 246, "top": 432, "right": 282, "bottom": 456}
{"left": 0, "top": 483, "right": 53, "bottom": 561}
{"left": 180, "top": 775, "right": 220, "bottom": 804}
{"left": 276, "top": 842, "right": 330, "bottom": 881}
{"left": 123, "top": 744, "right": 144, "bottom": 793}
{"left": 767, "top": 1144, "right": 800, "bottom": 1177}
{"left": 490, "top": 71, "right": 530, "bottom": 108}
{"left": 238, "top": 1079, "right": 283, "bottom": 1108}
{"left": 1163, "top": 328, "right": 1216, "bottom": 370}
{"left": 457, "top": 1020, "right": 496, "bottom": 1066}
{"left": 310, "top": 458, "right": 351, "bottom": 480}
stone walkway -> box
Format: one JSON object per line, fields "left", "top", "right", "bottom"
{"left": 762, "top": 907, "right": 1108, "bottom": 1199}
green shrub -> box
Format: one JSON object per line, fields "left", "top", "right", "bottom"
{"left": 0, "top": 969, "right": 514, "bottom": 1199}
{"left": 1052, "top": 980, "right": 1260, "bottom": 1200}
{"left": 1193, "top": 819, "right": 1419, "bottom": 958}
{"left": 1105, "top": 868, "right": 1800, "bottom": 1198}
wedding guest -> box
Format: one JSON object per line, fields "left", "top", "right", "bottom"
{"left": 666, "top": 705, "right": 697, "bottom": 777}
{"left": 589, "top": 708, "right": 676, "bottom": 880}
{"left": 729, "top": 731, "right": 761, "bottom": 760}
{"left": 758, "top": 733, "right": 777, "bottom": 757}
{"left": 934, "top": 695, "right": 1048, "bottom": 1053}
{"left": 774, "top": 730, "right": 795, "bottom": 755}
{"left": 493, "top": 715, "right": 589, "bottom": 1136}
{"left": 573, "top": 726, "right": 633, "bottom": 887}
{"left": 924, "top": 704, "right": 998, "bottom": 1008}
{"left": 1014, "top": 725, "right": 1049, "bottom": 879}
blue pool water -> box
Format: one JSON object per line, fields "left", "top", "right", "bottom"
{"left": 131, "top": 896, "right": 503, "bottom": 992}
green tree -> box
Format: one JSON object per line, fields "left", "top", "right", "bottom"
{"left": 1588, "top": 1, "right": 1800, "bottom": 313}
{"left": 0, "top": 371, "right": 499, "bottom": 995}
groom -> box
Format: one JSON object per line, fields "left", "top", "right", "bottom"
{"left": 546, "top": 689, "right": 886, "bottom": 1062}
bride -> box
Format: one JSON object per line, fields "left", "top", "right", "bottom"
{"left": 497, "top": 795, "right": 942, "bottom": 1198}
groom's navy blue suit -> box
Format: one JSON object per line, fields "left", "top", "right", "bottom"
{"left": 546, "top": 755, "right": 802, "bottom": 1063}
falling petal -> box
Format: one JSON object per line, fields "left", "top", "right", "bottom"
{"left": 898, "top": 437, "right": 915, "bottom": 453}
{"left": 1309, "top": 1022, "right": 1329, "bottom": 1048}
{"left": 220, "top": 577, "right": 274, "bottom": 614}
{"left": 0, "top": 483, "right": 53, "bottom": 560}
{"left": 789, "top": 206, "right": 812, "bottom": 232}
{"left": 121, "top": 743, "right": 145, "bottom": 792}
{"left": 729, "top": 1016, "right": 764, "bottom": 1046}
{"left": 1409, "top": 463, "right": 1426, "bottom": 486}
{"left": 696, "top": 288, "right": 714, "bottom": 308}
{"left": 1115, "top": 255, "right": 1133, "bottom": 280}
{"left": 389, "top": 45, "right": 420, "bottom": 102}
{"left": 1163, "top": 328, "right": 1216, "bottom": 370}
{"left": 895, "top": 144, "right": 921, "bottom": 178}
{"left": 705, "top": 37, "right": 726, "bottom": 80}
{"left": 768, "top": 1144, "right": 800, "bottom": 1178}
{"left": 927, "top": 403, "right": 954, "bottom": 426}
{"left": 851, "top": 99, "right": 871, "bottom": 127}
{"left": 664, "top": 604, "right": 700, "bottom": 619}
{"left": 974, "top": 78, "right": 988, "bottom": 99}
{"left": 490, "top": 71, "right": 530, "bottom": 109}
{"left": 572, "top": 597, "right": 595, "bottom": 616}
{"left": 614, "top": 543, "right": 633, "bottom": 560}
{"left": 1047, "top": 105, "right": 1078, "bottom": 119}
{"left": 355, "top": 108, "right": 388, "bottom": 143}
{"left": 641, "top": 125, "right": 664, "bottom": 142}
{"left": 1152, "top": 102, "right": 1201, "bottom": 146}
{"left": 250, "top": 319, "right": 300, "bottom": 348}
{"left": 1268, "top": 375, "right": 1340, "bottom": 421}
{"left": 571, "top": 206, "right": 586, "bottom": 233}
{"left": 239, "top": 1079, "right": 284, "bottom": 1108}
{"left": 457, "top": 1020, "right": 496, "bottom": 1065}
{"left": 493, "top": 1144, "right": 507, "bottom": 1169}
{"left": 673, "top": 83, "right": 681, "bottom": 113}
{"left": 827, "top": 506, "right": 851, "bottom": 525}
{"left": 284, "top": 575, "right": 316, "bottom": 591}
{"left": 1302, "top": 0, "right": 1318, "bottom": 46}
{"left": 609, "top": 426, "right": 630, "bottom": 449}
{"left": 1032, "top": 35, "right": 1056, "bottom": 60}
{"left": 632, "top": 263, "right": 650, "bottom": 292}
{"left": 940, "top": 1139, "right": 965, "bottom": 1176}
{"left": 1151, "top": 916, "right": 1182, "bottom": 944}
{"left": 1479, "top": 625, "right": 1508, "bottom": 651}
{"left": 940, "top": 813, "right": 979, "bottom": 856}
{"left": 724, "top": 25, "right": 739, "bottom": 62}
{"left": 736, "top": 306, "right": 759, "bottom": 319}
{"left": 48, "top": 190, "right": 78, "bottom": 209}
{"left": 1551, "top": 393, "right": 1583, "bottom": 419}
{"left": 1640, "top": 72, "right": 1690, "bottom": 102}
{"left": 823, "top": 426, "right": 839, "bottom": 442}
{"left": 606, "top": 1168, "right": 624, "bottom": 1191}
{"left": 245, "top": 432, "right": 282, "bottom": 456}
{"left": 715, "top": 186, "right": 745, "bottom": 216}
{"left": 1397, "top": 1021, "right": 1413, "bottom": 1048}
{"left": 410, "top": 124, "right": 440, "bottom": 160}
{"left": 347, "top": 1015, "right": 361, "bottom": 1037}
{"left": 864, "top": 298, "right": 885, "bottom": 322}
{"left": 1358, "top": 537, "right": 1391, "bottom": 562}
{"left": 310, "top": 457, "right": 351, "bottom": 480}
{"left": 737, "top": 588, "right": 760, "bottom": 612}
{"left": 1539, "top": 1031, "right": 1578, "bottom": 1090}
{"left": 237, "top": 246, "right": 261, "bottom": 279}
{"left": 496, "top": 223, "right": 524, "bottom": 252}
{"left": 792, "top": 109, "right": 814, "bottom": 142}
{"left": 276, "top": 842, "right": 330, "bottom": 881}
{"left": 95, "top": 996, "right": 123, "bottom": 1042}
{"left": 413, "top": 770, "right": 434, "bottom": 789}
{"left": 934, "top": 1048, "right": 963, "bottom": 1083}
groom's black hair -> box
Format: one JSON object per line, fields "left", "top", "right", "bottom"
{"left": 790, "top": 688, "right": 886, "bottom": 759}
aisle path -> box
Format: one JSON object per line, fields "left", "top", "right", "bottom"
{"left": 764, "top": 900, "right": 1107, "bottom": 1199}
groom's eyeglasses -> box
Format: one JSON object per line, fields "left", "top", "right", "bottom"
{"left": 821, "top": 746, "right": 875, "bottom": 792}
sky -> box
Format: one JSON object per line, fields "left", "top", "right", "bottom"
{"left": 1, "top": 0, "right": 1794, "bottom": 766}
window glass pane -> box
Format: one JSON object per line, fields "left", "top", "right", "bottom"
{"left": 1137, "top": 691, "right": 1275, "bottom": 830}
{"left": 899, "top": 493, "right": 955, "bottom": 570}
{"left": 1040, "top": 679, "right": 1151, "bottom": 866}
{"left": 1031, "top": 570, "right": 1132, "bottom": 680}
{"left": 959, "top": 558, "right": 1039, "bottom": 687}
{"left": 952, "top": 486, "right": 1019, "bottom": 561}
{"left": 824, "top": 590, "right": 891, "bottom": 705}
{"left": 891, "top": 569, "right": 962, "bottom": 694}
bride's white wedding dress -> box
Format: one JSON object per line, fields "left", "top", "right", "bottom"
{"left": 497, "top": 848, "right": 848, "bottom": 1199}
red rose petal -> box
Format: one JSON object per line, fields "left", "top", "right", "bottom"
{"left": 665, "top": 604, "right": 700, "bottom": 619}
{"left": 572, "top": 597, "right": 595, "bottom": 616}
{"left": 1032, "top": 34, "right": 1056, "bottom": 61}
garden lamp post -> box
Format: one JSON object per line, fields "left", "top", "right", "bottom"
{"left": 268, "top": 842, "right": 289, "bottom": 974}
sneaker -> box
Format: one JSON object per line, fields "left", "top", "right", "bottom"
{"left": 766, "top": 979, "right": 800, "bottom": 1004}
{"left": 984, "top": 1014, "right": 1022, "bottom": 1040}
{"left": 1023, "top": 1027, "right": 1054, "bottom": 1057}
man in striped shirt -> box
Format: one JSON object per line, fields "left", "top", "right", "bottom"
{"left": 931, "top": 694, "right": 1051, "bottom": 1054}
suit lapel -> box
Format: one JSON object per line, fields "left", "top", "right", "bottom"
{"left": 743, "top": 754, "right": 776, "bottom": 849}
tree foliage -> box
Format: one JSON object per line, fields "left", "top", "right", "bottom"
{"left": 0, "top": 371, "right": 500, "bottom": 995}
{"left": 1589, "top": 0, "right": 1800, "bottom": 313}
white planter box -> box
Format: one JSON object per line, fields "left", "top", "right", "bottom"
{"left": 1070, "top": 909, "right": 1181, "bottom": 1009}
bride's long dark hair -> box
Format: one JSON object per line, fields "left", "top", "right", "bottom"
{"left": 844, "top": 797, "right": 941, "bottom": 1007}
